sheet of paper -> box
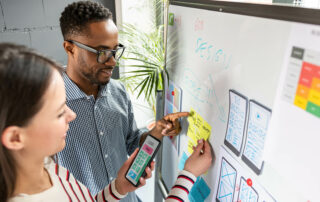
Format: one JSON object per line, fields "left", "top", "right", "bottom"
{"left": 213, "top": 146, "right": 275, "bottom": 202}
{"left": 164, "top": 80, "right": 183, "bottom": 152}
{"left": 242, "top": 100, "right": 271, "bottom": 175}
{"left": 238, "top": 176, "right": 259, "bottom": 202}
{"left": 165, "top": 80, "right": 182, "bottom": 115}
{"left": 224, "top": 90, "right": 248, "bottom": 156}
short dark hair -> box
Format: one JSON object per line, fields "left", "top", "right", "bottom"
{"left": 60, "top": 1, "right": 113, "bottom": 39}
{"left": 0, "top": 43, "right": 62, "bottom": 201}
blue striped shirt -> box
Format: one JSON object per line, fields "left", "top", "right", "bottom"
{"left": 57, "top": 73, "right": 146, "bottom": 202}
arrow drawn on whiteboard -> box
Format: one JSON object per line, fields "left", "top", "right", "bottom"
{"left": 181, "top": 68, "right": 227, "bottom": 123}
{"left": 209, "top": 74, "right": 227, "bottom": 123}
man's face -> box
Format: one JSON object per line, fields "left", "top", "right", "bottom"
{"left": 71, "top": 19, "right": 119, "bottom": 85}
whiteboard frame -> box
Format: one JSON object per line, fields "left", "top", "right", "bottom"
{"left": 170, "top": 0, "right": 320, "bottom": 25}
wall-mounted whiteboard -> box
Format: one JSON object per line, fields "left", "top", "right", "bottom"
{"left": 160, "top": 1, "right": 320, "bottom": 201}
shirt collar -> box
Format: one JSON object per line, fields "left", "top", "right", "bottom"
{"left": 63, "top": 72, "right": 109, "bottom": 101}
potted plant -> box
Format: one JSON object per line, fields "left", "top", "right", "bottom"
{"left": 119, "top": 24, "right": 167, "bottom": 114}
{"left": 118, "top": 0, "right": 178, "bottom": 120}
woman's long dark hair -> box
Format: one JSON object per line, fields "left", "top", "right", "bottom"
{"left": 0, "top": 43, "right": 62, "bottom": 201}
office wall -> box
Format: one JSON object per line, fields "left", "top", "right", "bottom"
{"left": 0, "top": 0, "right": 116, "bottom": 67}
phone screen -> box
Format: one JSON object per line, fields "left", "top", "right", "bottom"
{"left": 216, "top": 157, "right": 237, "bottom": 202}
{"left": 125, "top": 135, "right": 161, "bottom": 186}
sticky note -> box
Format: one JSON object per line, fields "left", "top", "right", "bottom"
{"left": 189, "top": 177, "right": 211, "bottom": 202}
{"left": 187, "top": 107, "right": 212, "bottom": 154}
{"left": 168, "top": 13, "right": 174, "bottom": 26}
{"left": 187, "top": 139, "right": 197, "bottom": 155}
{"left": 178, "top": 152, "right": 189, "bottom": 170}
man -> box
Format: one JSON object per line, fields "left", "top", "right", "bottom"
{"left": 57, "top": 1, "right": 188, "bottom": 201}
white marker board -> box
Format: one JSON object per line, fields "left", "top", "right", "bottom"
{"left": 158, "top": 1, "right": 320, "bottom": 201}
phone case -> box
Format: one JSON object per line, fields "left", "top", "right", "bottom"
{"left": 125, "top": 134, "right": 161, "bottom": 186}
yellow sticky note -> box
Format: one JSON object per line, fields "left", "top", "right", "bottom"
{"left": 187, "top": 125, "right": 197, "bottom": 143}
{"left": 200, "top": 120, "right": 211, "bottom": 140}
{"left": 187, "top": 139, "right": 196, "bottom": 154}
{"left": 187, "top": 108, "right": 196, "bottom": 124}
{"left": 186, "top": 107, "right": 212, "bottom": 153}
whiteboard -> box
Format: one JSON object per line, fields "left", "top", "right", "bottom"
{"left": 160, "top": 1, "right": 320, "bottom": 201}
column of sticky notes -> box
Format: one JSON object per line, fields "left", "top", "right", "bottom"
{"left": 294, "top": 62, "right": 320, "bottom": 118}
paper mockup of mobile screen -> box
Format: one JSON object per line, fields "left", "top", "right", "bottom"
{"left": 224, "top": 89, "right": 248, "bottom": 156}
{"left": 237, "top": 176, "right": 259, "bottom": 202}
{"left": 241, "top": 100, "right": 272, "bottom": 175}
{"left": 125, "top": 134, "right": 161, "bottom": 186}
{"left": 216, "top": 157, "right": 237, "bottom": 202}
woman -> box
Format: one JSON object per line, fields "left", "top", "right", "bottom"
{"left": 0, "top": 43, "right": 213, "bottom": 202}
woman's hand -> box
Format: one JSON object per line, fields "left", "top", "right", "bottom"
{"left": 114, "top": 148, "right": 155, "bottom": 195}
{"left": 184, "top": 139, "right": 213, "bottom": 177}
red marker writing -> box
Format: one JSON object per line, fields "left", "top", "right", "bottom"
{"left": 247, "top": 178, "right": 252, "bottom": 187}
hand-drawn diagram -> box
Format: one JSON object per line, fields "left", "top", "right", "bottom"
{"left": 242, "top": 100, "right": 272, "bottom": 175}
{"left": 213, "top": 146, "right": 276, "bottom": 202}
{"left": 216, "top": 157, "right": 237, "bottom": 202}
{"left": 237, "top": 177, "right": 259, "bottom": 202}
{"left": 181, "top": 67, "right": 227, "bottom": 123}
{"left": 224, "top": 90, "right": 248, "bottom": 156}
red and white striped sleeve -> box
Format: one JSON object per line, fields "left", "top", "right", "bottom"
{"left": 165, "top": 170, "right": 197, "bottom": 202}
{"left": 95, "top": 180, "right": 127, "bottom": 202}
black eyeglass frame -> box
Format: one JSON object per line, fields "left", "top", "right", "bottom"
{"left": 67, "top": 40, "right": 125, "bottom": 64}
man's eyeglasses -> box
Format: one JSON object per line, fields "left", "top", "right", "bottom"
{"left": 68, "top": 40, "right": 125, "bottom": 64}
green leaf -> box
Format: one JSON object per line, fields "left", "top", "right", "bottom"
{"left": 148, "top": 71, "right": 156, "bottom": 99}
{"left": 145, "top": 72, "right": 153, "bottom": 100}
{"left": 120, "top": 73, "right": 150, "bottom": 80}
{"left": 137, "top": 76, "right": 150, "bottom": 98}
{"left": 122, "top": 57, "right": 159, "bottom": 67}
{"left": 155, "top": 70, "right": 159, "bottom": 91}
{"left": 122, "top": 69, "right": 155, "bottom": 74}
{"left": 122, "top": 64, "right": 158, "bottom": 70}
{"left": 134, "top": 77, "right": 149, "bottom": 92}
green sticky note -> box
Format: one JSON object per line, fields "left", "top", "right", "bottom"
{"left": 306, "top": 101, "right": 320, "bottom": 117}
{"left": 168, "top": 13, "right": 174, "bottom": 26}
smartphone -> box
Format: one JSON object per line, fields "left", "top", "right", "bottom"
{"left": 125, "top": 134, "right": 161, "bottom": 186}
